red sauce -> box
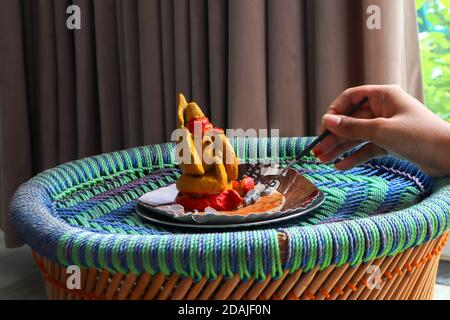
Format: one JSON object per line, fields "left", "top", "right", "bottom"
{"left": 176, "top": 189, "right": 243, "bottom": 211}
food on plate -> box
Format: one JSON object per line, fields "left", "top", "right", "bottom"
{"left": 175, "top": 93, "right": 256, "bottom": 211}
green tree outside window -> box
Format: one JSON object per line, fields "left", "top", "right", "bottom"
{"left": 416, "top": 0, "right": 450, "bottom": 121}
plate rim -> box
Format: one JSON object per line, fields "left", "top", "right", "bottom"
{"left": 137, "top": 165, "right": 321, "bottom": 225}
{"left": 134, "top": 190, "right": 325, "bottom": 230}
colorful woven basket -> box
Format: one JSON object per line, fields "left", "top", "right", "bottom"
{"left": 10, "top": 137, "right": 450, "bottom": 300}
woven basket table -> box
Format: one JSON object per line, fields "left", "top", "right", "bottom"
{"left": 10, "top": 137, "right": 450, "bottom": 300}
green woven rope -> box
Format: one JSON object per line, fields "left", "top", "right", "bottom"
{"left": 10, "top": 137, "right": 450, "bottom": 282}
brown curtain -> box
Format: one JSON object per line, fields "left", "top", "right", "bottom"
{"left": 0, "top": 0, "right": 423, "bottom": 247}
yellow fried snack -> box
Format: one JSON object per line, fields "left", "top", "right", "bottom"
{"left": 177, "top": 127, "right": 205, "bottom": 176}
{"left": 175, "top": 93, "right": 239, "bottom": 195}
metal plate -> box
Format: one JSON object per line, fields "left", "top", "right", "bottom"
{"left": 135, "top": 189, "right": 324, "bottom": 231}
{"left": 135, "top": 163, "right": 325, "bottom": 229}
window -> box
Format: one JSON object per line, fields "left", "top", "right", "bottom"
{"left": 417, "top": 0, "right": 450, "bottom": 122}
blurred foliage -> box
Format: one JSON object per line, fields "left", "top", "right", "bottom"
{"left": 416, "top": 0, "right": 450, "bottom": 121}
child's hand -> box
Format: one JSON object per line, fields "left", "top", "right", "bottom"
{"left": 312, "top": 85, "right": 450, "bottom": 176}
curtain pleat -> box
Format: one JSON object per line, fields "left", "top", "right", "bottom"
{"left": 0, "top": 0, "right": 33, "bottom": 246}
{"left": 228, "top": 0, "right": 267, "bottom": 131}
{"left": 54, "top": 0, "right": 78, "bottom": 163}
{"left": 0, "top": 0, "right": 424, "bottom": 246}
{"left": 189, "top": 0, "right": 210, "bottom": 116}
{"left": 93, "top": 0, "right": 124, "bottom": 152}
{"left": 73, "top": 0, "right": 101, "bottom": 157}
{"left": 404, "top": 1, "right": 424, "bottom": 99}
{"left": 306, "top": 0, "right": 365, "bottom": 133}
{"left": 267, "top": 0, "right": 306, "bottom": 136}
{"left": 34, "top": 1, "right": 59, "bottom": 171}
{"left": 121, "top": 0, "right": 144, "bottom": 147}
{"left": 207, "top": 0, "right": 227, "bottom": 129}
{"left": 160, "top": 0, "right": 176, "bottom": 139}
{"left": 174, "top": 0, "right": 193, "bottom": 110}
{"left": 362, "top": 0, "right": 424, "bottom": 101}
{"left": 138, "top": 0, "right": 166, "bottom": 144}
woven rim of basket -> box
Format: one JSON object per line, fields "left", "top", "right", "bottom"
{"left": 9, "top": 137, "right": 450, "bottom": 281}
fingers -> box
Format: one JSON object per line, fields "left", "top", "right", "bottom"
{"left": 319, "top": 108, "right": 375, "bottom": 133}
{"left": 314, "top": 108, "right": 376, "bottom": 156}
{"left": 326, "top": 85, "right": 405, "bottom": 119}
{"left": 317, "top": 140, "right": 363, "bottom": 164}
{"left": 327, "top": 86, "right": 372, "bottom": 115}
{"left": 335, "top": 143, "right": 387, "bottom": 171}
{"left": 313, "top": 133, "right": 345, "bottom": 155}
{"left": 315, "top": 85, "right": 404, "bottom": 169}
{"left": 322, "top": 114, "right": 385, "bottom": 142}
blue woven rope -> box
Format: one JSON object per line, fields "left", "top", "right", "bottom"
{"left": 9, "top": 137, "right": 450, "bottom": 280}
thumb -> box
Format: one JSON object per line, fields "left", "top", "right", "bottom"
{"left": 322, "top": 114, "right": 380, "bottom": 141}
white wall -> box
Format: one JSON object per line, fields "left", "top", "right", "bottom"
{"left": 442, "top": 242, "right": 450, "bottom": 261}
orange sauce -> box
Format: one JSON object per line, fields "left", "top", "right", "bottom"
{"left": 198, "top": 191, "right": 285, "bottom": 216}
